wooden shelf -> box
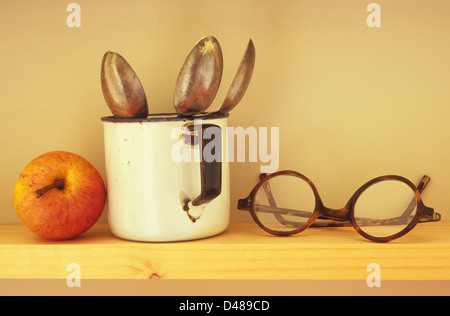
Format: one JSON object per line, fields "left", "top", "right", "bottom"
{"left": 1, "top": 222, "right": 449, "bottom": 280}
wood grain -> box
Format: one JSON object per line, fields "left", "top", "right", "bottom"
{"left": 1, "top": 222, "right": 449, "bottom": 280}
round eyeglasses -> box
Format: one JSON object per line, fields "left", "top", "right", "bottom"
{"left": 237, "top": 171, "right": 441, "bottom": 243}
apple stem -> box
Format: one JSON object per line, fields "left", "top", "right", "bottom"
{"left": 35, "top": 178, "right": 65, "bottom": 198}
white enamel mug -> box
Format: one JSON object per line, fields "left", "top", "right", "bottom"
{"left": 101, "top": 113, "right": 230, "bottom": 242}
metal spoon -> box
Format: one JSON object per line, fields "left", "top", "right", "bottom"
{"left": 174, "top": 36, "right": 223, "bottom": 115}
{"left": 210, "top": 39, "right": 255, "bottom": 116}
{"left": 101, "top": 51, "right": 148, "bottom": 118}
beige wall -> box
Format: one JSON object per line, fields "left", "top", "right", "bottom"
{"left": 1, "top": 0, "right": 449, "bottom": 224}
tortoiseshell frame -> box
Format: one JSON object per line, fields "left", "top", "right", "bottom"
{"left": 237, "top": 170, "right": 441, "bottom": 243}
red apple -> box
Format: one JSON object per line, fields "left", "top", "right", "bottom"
{"left": 13, "top": 151, "right": 106, "bottom": 240}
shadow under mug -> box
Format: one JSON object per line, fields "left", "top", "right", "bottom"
{"left": 101, "top": 113, "right": 230, "bottom": 242}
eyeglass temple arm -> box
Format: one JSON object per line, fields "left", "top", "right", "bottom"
{"left": 252, "top": 204, "right": 415, "bottom": 227}
{"left": 399, "top": 176, "right": 430, "bottom": 219}
{"left": 250, "top": 203, "right": 441, "bottom": 229}
{"left": 417, "top": 175, "right": 430, "bottom": 193}
{"left": 400, "top": 175, "right": 441, "bottom": 222}
{"left": 415, "top": 176, "right": 441, "bottom": 222}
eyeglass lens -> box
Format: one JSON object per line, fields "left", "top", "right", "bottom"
{"left": 354, "top": 179, "right": 417, "bottom": 238}
{"left": 254, "top": 175, "right": 316, "bottom": 233}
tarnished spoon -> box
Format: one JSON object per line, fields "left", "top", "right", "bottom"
{"left": 210, "top": 39, "right": 255, "bottom": 116}
{"left": 174, "top": 36, "right": 223, "bottom": 115}
{"left": 101, "top": 51, "right": 148, "bottom": 118}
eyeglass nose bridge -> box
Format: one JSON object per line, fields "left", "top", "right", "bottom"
{"left": 319, "top": 205, "right": 352, "bottom": 222}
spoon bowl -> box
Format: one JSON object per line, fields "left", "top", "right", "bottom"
{"left": 101, "top": 51, "right": 148, "bottom": 118}
{"left": 217, "top": 39, "right": 255, "bottom": 115}
{"left": 173, "top": 36, "right": 223, "bottom": 115}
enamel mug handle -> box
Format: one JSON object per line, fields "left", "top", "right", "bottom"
{"left": 183, "top": 123, "right": 222, "bottom": 208}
